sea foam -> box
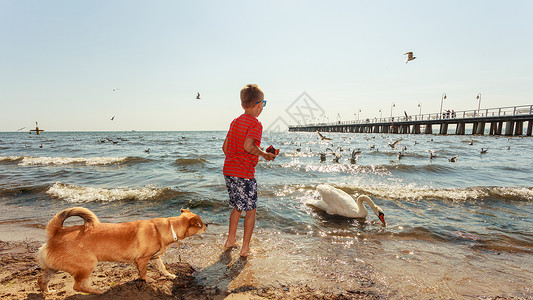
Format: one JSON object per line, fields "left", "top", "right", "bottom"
{"left": 46, "top": 182, "right": 173, "bottom": 203}
{"left": 20, "top": 156, "right": 128, "bottom": 166}
{"left": 339, "top": 184, "right": 533, "bottom": 202}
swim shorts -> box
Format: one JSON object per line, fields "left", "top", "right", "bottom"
{"left": 224, "top": 175, "right": 257, "bottom": 211}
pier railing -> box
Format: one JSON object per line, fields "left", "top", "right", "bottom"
{"left": 293, "top": 104, "right": 533, "bottom": 127}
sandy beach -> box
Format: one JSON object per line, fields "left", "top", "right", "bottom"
{"left": 0, "top": 239, "right": 379, "bottom": 300}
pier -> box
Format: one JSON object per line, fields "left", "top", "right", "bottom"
{"left": 289, "top": 105, "right": 533, "bottom": 136}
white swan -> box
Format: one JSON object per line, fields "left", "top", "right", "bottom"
{"left": 307, "top": 184, "right": 386, "bottom": 225}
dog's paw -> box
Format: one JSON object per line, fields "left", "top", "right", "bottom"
{"left": 144, "top": 277, "right": 155, "bottom": 284}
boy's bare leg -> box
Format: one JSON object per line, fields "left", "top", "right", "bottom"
{"left": 241, "top": 208, "right": 256, "bottom": 257}
{"left": 225, "top": 207, "right": 241, "bottom": 248}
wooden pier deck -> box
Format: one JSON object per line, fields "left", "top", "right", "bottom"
{"left": 288, "top": 105, "right": 533, "bottom": 136}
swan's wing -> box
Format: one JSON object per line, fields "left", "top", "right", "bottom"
{"left": 316, "top": 185, "right": 359, "bottom": 217}
{"left": 306, "top": 198, "right": 330, "bottom": 212}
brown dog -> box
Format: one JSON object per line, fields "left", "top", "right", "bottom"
{"left": 37, "top": 207, "right": 207, "bottom": 294}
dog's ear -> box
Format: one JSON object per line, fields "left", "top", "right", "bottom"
{"left": 180, "top": 208, "right": 191, "bottom": 214}
{"left": 188, "top": 215, "right": 204, "bottom": 228}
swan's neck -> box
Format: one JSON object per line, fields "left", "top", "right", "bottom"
{"left": 356, "top": 196, "right": 377, "bottom": 212}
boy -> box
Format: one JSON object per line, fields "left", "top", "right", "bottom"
{"left": 222, "top": 84, "right": 276, "bottom": 257}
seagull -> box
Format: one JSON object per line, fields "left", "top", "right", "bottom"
{"left": 111, "top": 116, "right": 115, "bottom": 121}
{"left": 113, "top": 88, "right": 120, "bottom": 92}
{"left": 430, "top": 151, "right": 437, "bottom": 160}
{"left": 397, "top": 151, "right": 404, "bottom": 160}
{"left": 17, "top": 127, "right": 26, "bottom": 131}
{"left": 350, "top": 149, "right": 360, "bottom": 164}
{"left": 326, "top": 147, "right": 341, "bottom": 163}
{"left": 317, "top": 130, "right": 332, "bottom": 141}
{"left": 404, "top": 52, "right": 416, "bottom": 63}
{"left": 449, "top": 155, "right": 458, "bottom": 162}
{"left": 319, "top": 152, "right": 327, "bottom": 162}
{"left": 196, "top": 92, "right": 201, "bottom": 100}
{"left": 144, "top": 148, "right": 151, "bottom": 154}
{"left": 480, "top": 148, "right": 488, "bottom": 154}
{"left": 388, "top": 138, "right": 403, "bottom": 150}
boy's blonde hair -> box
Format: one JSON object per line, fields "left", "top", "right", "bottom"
{"left": 240, "top": 84, "right": 264, "bottom": 108}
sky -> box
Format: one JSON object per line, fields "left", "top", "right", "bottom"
{"left": 1, "top": 0, "right": 532, "bottom": 132}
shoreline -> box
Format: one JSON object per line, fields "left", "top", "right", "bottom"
{"left": 0, "top": 239, "right": 379, "bottom": 300}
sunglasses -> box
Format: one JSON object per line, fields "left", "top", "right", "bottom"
{"left": 255, "top": 99, "right": 267, "bottom": 107}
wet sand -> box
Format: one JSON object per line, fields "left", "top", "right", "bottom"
{"left": 0, "top": 238, "right": 379, "bottom": 300}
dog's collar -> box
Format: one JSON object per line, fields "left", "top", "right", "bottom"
{"left": 170, "top": 224, "right": 178, "bottom": 241}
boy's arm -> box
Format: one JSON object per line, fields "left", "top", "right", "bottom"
{"left": 222, "top": 136, "right": 228, "bottom": 155}
{"left": 244, "top": 138, "right": 275, "bottom": 161}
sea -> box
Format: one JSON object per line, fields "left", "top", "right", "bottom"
{"left": 0, "top": 130, "right": 532, "bottom": 299}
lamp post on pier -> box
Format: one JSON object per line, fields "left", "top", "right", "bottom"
{"left": 390, "top": 103, "right": 395, "bottom": 120}
{"left": 418, "top": 103, "right": 422, "bottom": 119}
{"left": 357, "top": 109, "right": 361, "bottom": 121}
{"left": 476, "top": 93, "right": 482, "bottom": 116}
{"left": 379, "top": 109, "right": 382, "bottom": 120}
{"left": 440, "top": 93, "right": 447, "bottom": 119}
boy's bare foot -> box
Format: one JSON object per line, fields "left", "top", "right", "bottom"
{"left": 224, "top": 238, "right": 238, "bottom": 249}
{"left": 240, "top": 246, "right": 253, "bottom": 257}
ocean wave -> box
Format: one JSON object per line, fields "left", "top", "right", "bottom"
{"left": 0, "top": 156, "right": 24, "bottom": 164}
{"left": 279, "top": 183, "right": 533, "bottom": 203}
{"left": 277, "top": 161, "right": 455, "bottom": 176}
{"left": 46, "top": 182, "right": 180, "bottom": 203}
{"left": 175, "top": 157, "right": 207, "bottom": 166}
{"left": 0, "top": 185, "right": 50, "bottom": 197}
{"left": 0, "top": 156, "right": 149, "bottom": 166}
{"left": 339, "top": 184, "right": 533, "bottom": 202}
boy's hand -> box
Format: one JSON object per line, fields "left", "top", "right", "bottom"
{"left": 263, "top": 152, "right": 276, "bottom": 161}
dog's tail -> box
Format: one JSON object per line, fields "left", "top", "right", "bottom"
{"left": 45, "top": 207, "right": 100, "bottom": 239}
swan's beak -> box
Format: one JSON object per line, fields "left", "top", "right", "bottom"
{"left": 378, "top": 212, "right": 386, "bottom": 226}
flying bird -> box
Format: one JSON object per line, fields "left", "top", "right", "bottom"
{"left": 17, "top": 127, "right": 26, "bottom": 131}
{"left": 196, "top": 92, "right": 201, "bottom": 100}
{"left": 113, "top": 88, "right": 120, "bottom": 92}
{"left": 480, "top": 148, "right": 488, "bottom": 154}
{"left": 449, "top": 155, "right": 458, "bottom": 162}
{"left": 111, "top": 116, "right": 115, "bottom": 121}
{"left": 316, "top": 130, "right": 332, "bottom": 141}
{"left": 404, "top": 52, "right": 416, "bottom": 63}
{"left": 388, "top": 138, "right": 403, "bottom": 150}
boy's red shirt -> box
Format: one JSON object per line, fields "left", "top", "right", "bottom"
{"left": 223, "top": 114, "right": 262, "bottom": 179}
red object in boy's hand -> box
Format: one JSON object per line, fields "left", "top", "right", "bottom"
{"left": 266, "top": 145, "right": 279, "bottom": 156}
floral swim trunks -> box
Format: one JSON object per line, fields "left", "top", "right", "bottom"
{"left": 224, "top": 175, "right": 257, "bottom": 211}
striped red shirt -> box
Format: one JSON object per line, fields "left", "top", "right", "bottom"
{"left": 223, "top": 114, "right": 262, "bottom": 179}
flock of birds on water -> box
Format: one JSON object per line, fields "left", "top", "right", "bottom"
{"left": 306, "top": 131, "right": 511, "bottom": 165}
